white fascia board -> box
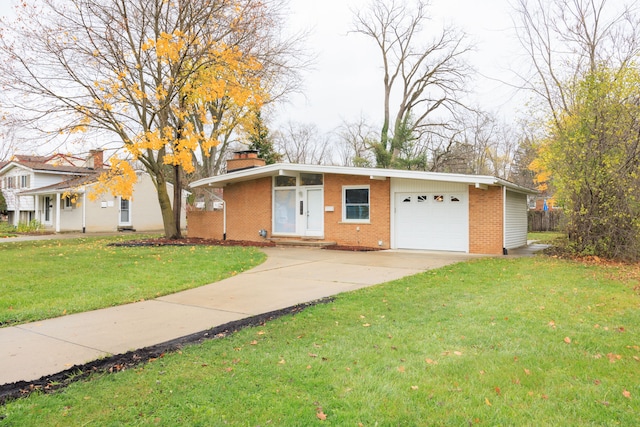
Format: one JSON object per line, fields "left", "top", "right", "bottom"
{"left": 189, "top": 163, "right": 538, "bottom": 193}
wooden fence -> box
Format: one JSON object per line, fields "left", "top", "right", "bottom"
{"left": 528, "top": 210, "right": 564, "bottom": 232}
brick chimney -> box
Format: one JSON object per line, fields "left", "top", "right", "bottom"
{"left": 226, "top": 150, "right": 266, "bottom": 172}
{"left": 87, "top": 149, "right": 104, "bottom": 169}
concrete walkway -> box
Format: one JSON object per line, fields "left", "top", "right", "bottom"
{"left": 0, "top": 246, "right": 489, "bottom": 385}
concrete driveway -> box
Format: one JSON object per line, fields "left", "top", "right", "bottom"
{"left": 0, "top": 247, "right": 480, "bottom": 385}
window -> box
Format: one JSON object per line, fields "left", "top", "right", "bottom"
{"left": 300, "top": 173, "right": 323, "bottom": 186}
{"left": 274, "top": 189, "right": 296, "bottom": 233}
{"left": 7, "top": 176, "right": 15, "bottom": 189}
{"left": 417, "top": 195, "right": 428, "bottom": 202}
{"left": 275, "top": 176, "right": 296, "bottom": 187}
{"left": 343, "top": 186, "right": 369, "bottom": 221}
{"left": 450, "top": 196, "right": 460, "bottom": 202}
{"left": 20, "top": 175, "right": 29, "bottom": 189}
{"left": 64, "top": 196, "right": 74, "bottom": 209}
{"left": 433, "top": 195, "right": 444, "bottom": 203}
{"left": 402, "top": 196, "right": 412, "bottom": 203}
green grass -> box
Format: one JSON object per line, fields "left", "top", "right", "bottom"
{"left": 528, "top": 231, "right": 565, "bottom": 243}
{"left": 0, "top": 236, "right": 266, "bottom": 326}
{"left": 2, "top": 256, "right": 639, "bottom": 425}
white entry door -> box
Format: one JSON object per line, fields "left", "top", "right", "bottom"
{"left": 119, "top": 198, "right": 132, "bottom": 226}
{"left": 305, "top": 188, "right": 323, "bottom": 236}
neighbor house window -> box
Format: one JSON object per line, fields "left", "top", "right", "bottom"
{"left": 20, "top": 175, "right": 30, "bottom": 189}
{"left": 64, "top": 196, "right": 73, "bottom": 209}
{"left": 343, "top": 186, "right": 370, "bottom": 222}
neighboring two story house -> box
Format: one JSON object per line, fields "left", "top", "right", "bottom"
{"left": 0, "top": 151, "right": 185, "bottom": 233}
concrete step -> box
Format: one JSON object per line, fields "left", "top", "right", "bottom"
{"left": 268, "top": 238, "right": 337, "bottom": 248}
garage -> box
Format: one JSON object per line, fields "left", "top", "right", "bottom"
{"left": 394, "top": 187, "right": 469, "bottom": 252}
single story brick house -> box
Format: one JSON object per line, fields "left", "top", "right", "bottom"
{"left": 188, "top": 152, "right": 537, "bottom": 255}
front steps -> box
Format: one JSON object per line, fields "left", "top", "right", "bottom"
{"left": 268, "top": 238, "right": 337, "bottom": 248}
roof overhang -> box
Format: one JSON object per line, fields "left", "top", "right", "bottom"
{"left": 190, "top": 163, "right": 537, "bottom": 194}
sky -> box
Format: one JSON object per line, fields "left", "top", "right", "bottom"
{"left": 277, "top": 0, "right": 525, "bottom": 134}
{"left": 0, "top": 0, "right": 526, "bottom": 142}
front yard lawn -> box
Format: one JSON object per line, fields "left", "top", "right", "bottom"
{"left": 2, "top": 255, "right": 639, "bottom": 425}
{"left": 0, "top": 236, "right": 266, "bottom": 327}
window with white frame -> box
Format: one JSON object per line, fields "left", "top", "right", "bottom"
{"left": 20, "top": 175, "right": 30, "bottom": 188}
{"left": 343, "top": 186, "right": 370, "bottom": 222}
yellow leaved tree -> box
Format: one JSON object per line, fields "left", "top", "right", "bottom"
{"left": 0, "top": 0, "right": 301, "bottom": 238}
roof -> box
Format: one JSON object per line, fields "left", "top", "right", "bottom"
{"left": 0, "top": 152, "right": 106, "bottom": 176}
{"left": 19, "top": 173, "right": 100, "bottom": 196}
{"left": 190, "top": 163, "right": 537, "bottom": 194}
{"left": 0, "top": 160, "right": 98, "bottom": 175}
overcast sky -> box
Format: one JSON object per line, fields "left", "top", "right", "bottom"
{"left": 0, "top": 0, "right": 526, "bottom": 141}
{"left": 280, "top": 0, "right": 524, "bottom": 134}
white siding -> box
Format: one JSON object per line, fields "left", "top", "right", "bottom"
{"left": 505, "top": 190, "right": 528, "bottom": 249}
{"left": 32, "top": 172, "right": 70, "bottom": 188}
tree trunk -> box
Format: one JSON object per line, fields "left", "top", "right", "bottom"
{"left": 172, "top": 164, "right": 183, "bottom": 238}
{"left": 155, "top": 172, "right": 179, "bottom": 239}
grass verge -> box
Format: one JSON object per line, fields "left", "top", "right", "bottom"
{"left": 527, "top": 231, "right": 565, "bottom": 243}
{"left": 0, "top": 235, "right": 266, "bottom": 326}
{"left": 2, "top": 256, "right": 638, "bottom": 425}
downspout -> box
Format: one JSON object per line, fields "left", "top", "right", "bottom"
{"left": 211, "top": 192, "right": 226, "bottom": 240}
{"left": 502, "top": 186, "right": 507, "bottom": 255}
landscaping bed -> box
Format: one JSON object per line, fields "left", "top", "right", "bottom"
{"left": 109, "top": 237, "right": 276, "bottom": 247}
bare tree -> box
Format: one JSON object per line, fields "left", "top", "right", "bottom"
{"left": 351, "top": 0, "right": 472, "bottom": 168}
{"left": 274, "top": 122, "right": 334, "bottom": 165}
{"left": 336, "top": 117, "right": 377, "bottom": 167}
{"left": 514, "top": 0, "right": 640, "bottom": 124}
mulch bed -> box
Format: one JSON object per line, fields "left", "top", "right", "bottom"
{"left": 0, "top": 299, "right": 332, "bottom": 406}
{"left": 110, "top": 238, "right": 381, "bottom": 251}
{"left": 109, "top": 238, "right": 276, "bottom": 247}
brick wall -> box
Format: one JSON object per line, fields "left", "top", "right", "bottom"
{"left": 187, "top": 210, "right": 224, "bottom": 239}
{"left": 468, "top": 186, "right": 504, "bottom": 254}
{"left": 324, "top": 175, "right": 390, "bottom": 248}
{"left": 224, "top": 177, "right": 272, "bottom": 242}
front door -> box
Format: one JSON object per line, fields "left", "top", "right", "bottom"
{"left": 119, "top": 198, "right": 132, "bottom": 226}
{"left": 43, "top": 196, "right": 52, "bottom": 225}
{"left": 305, "top": 188, "right": 323, "bottom": 236}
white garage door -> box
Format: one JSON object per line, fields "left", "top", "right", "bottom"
{"left": 395, "top": 192, "right": 468, "bottom": 251}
